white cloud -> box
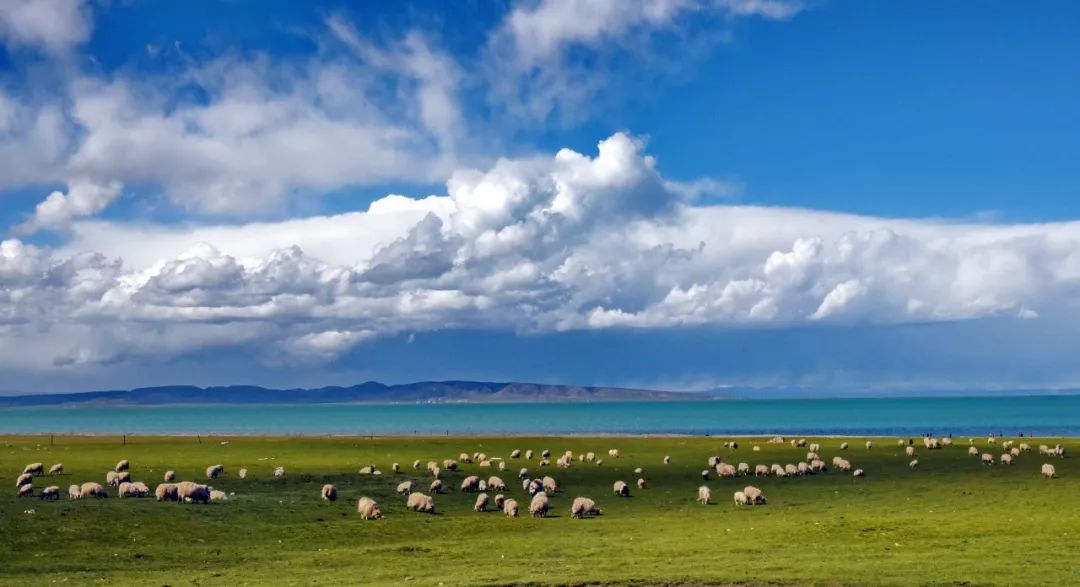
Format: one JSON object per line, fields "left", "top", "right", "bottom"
{"left": 0, "top": 0, "right": 91, "bottom": 55}
{"left": 14, "top": 178, "right": 122, "bottom": 234}
{"left": 5, "top": 133, "right": 1080, "bottom": 377}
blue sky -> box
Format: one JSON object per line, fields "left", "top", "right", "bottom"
{"left": 1, "top": 0, "right": 1080, "bottom": 393}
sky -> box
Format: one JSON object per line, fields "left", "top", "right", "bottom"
{"left": 2, "top": 0, "right": 1080, "bottom": 394}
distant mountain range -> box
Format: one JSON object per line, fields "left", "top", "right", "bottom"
{"left": 0, "top": 381, "right": 707, "bottom": 407}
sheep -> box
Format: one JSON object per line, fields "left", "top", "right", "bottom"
{"left": 840, "top": 442, "right": 849, "bottom": 450}
{"left": 461, "top": 475, "right": 481, "bottom": 492}
{"left": 637, "top": 478, "right": 647, "bottom": 489}
{"left": 909, "top": 459, "right": 919, "bottom": 469}
{"left": 1000, "top": 454, "right": 1013, "bottom": 465}
{"left": 17, "top": 483, "right": 33, "bottom": 497}
{"left": 115, "top": 460, "right": 130, "bottom": 472}
{"left": 163, "top": 470, "right": 176, "bottom": 481}
{"left": 752, "top": 446, "right": 761, "bottom": 452}
{"left": 663, "top": 455, "right": 671, "bottom": 465}
{"left": 784, "top": 464, "right": 798, "bottom": 476}
{"left": 571, "top": 497, "right": 602, "bottom": 518}
{"left": 1041, "top": 464, "right": 1056, "bottom": 479}
{"left": 518, "top": 467, "right": 529, "bottom": 479}
{"left": 969, "top": 446, "right": 979, "bottom": 457}
{"left": 701, "top": 469, "right": 710, "bottom": 480}
{"left": 392, "top": 463, "right": 401, "bottom": 473}
{"left": 707, "top": 456, "right": 721, "bottom": 467}
{"left": 127, "top": 482, "right": 150, "bottom": 498}
{"left": 733, "top": 490, "right": 750, "bottom": 505}
{"left": 15, "top": 473, "right": 32, "bottom": 488}
{"left": 273, "top": 467, "right": 285, "bottom": 478}
{"left": 608, "top": 449, "right": 620, "bottom": 458}
{"left": 413, "top": 459, "right": 421, "bottom": 469}
{"left": 743, "top": 485, "right": 766, "bottom": 505}
{"left": 835, "top": 459, "right": 852, "bottom": 472}
{"left": 494, "top": 494, "right": 506, "bottom": 509}
{"left": 478, "top": 480, "right": 488, "bottom": 492}
{"left": 613, "top": 480, "right": 630, "bottom": 497}
{"left": 865, "top": 441, "right": 873, "bottom": 450}
{"left": 476, "top": 452, "right": 488, "bottom": 462}
{"left": 811, "top": 459, "right": 827, "bottom": 472}
{"left": 633, "top": 467, "right": 643, "bottom": 475}
{"left": 585, "top": 451, "right": 596, "bottom": 462}
{"left": 430, "top": 467, "right": 441, "bottom": 479}
{"left": 395, "top": 481, "right": 413, "bottom": 495}
{"left": 474, "top": 493, "right": 490, "bottom": 512}
{"left": 80, "top": 482, "right": 107, "bottom": 498}
{"left": 529, "top": 492, "right": 550, "bottom": 517}
{"left": 426, "top": 461, "right": 438, "bottom": 473}
{"left": 48, "top": 463, "right": 63, "bottom": 475}
{"left": 68, "top": 484, "right": 81, "bottom": 499}
{"left": 806, "top": 452, "right": 819, "bottom": 462}
{"left": 809, "top": 443, "right": 821, "bottom": 453}
{"left": 155, "top": 483, "right": 178, "bottom": 502}
{"left": 527, "top": 479, "right": 543, "bottom": 495}
{"left": 797, "top": 462, "right": 811, "bottom": 476}
{"left": 206, "top": 464, "right": 224, "bottom": 479}
{"left": 459, "top": 453, "right": 472, "bottom": 464}
{"left": 906, "top": 446, "right": 916, "bottom": 457}
{"left": 23, "top": 462, "right": 44, "bottom": 476}
{"left": 503, "top": 498, "right": 519, "bottom": 517}
{"left": 1010, "top": 447, "right": 1020, "bottom": 457}
{"left": 359, "top": 496, "right": 384, "bottom": 519}
{"left": 541, "top": 449, "right": 551, "bottom": 458}
{"left": 981, "top": 453, "right": 994, "bottom": 465}
{"left": 754, "top": 464, "right": 769, "bottom": 477}
{"left": 1019, "top": 443, "right": 1031, "bottom": 452}
{"left": 719, "top": 464, "right": 737, "bottom": 478}
{"left": 542, "top": 476, "right": 558, "bottom": 494}
{"left": 853, "top": 469, "right": 865, "bottom": 477}
{"left": 36, "top": 485, "right": 59, "bottom": 500}
{"left": 697, "top": 485, "right": 711, "bottom": 505}
{"left": 595, "top": 459, "right": 603, "bottom": 467}
{"left": 498, "top": 461, "right": 507, "bottom": 471}
{"left": 796, "top": 439, "right": 807, "bottom": 447}
{"left": 117, "top": 471, "right": 131, "bottom": 484}
{"left": 178, "top": 482, "right": 211, "bottom": 504}
{"left": 510, "top": 449, "right": 522, "bottom": 459}
{"left": 359, "top": 465, "right": 376, "bottom": 475}
{"left": 430, "top": 479, "right": 443, "bottom": 494}
{"left": 106, "top": 471, "right": 120, "bottom": 486}
{"left": 942, "top": 437, "right": 953, "bottom": 447}
{"left": 238, "top": 468, "right": 247, "bottom": 479}
{"left": 525, "top": 450, "right": 534, "bottom": 460}
{"left": 488, "top": 476, "right": 506, "bottom": 491}
{"left": 209, "top": 490, "right": 227, "bottom": 502}
{"left": 443, "top": 459, "right": 459, "bottom": 471}
{"left": 737, "top": 462, "right": 750, "bottom": 475}
{"left": 321, "top": 484, "right": 338, "bottom": 501}
{"left": 987, "top": 436, "right": 996, "bottom": 445}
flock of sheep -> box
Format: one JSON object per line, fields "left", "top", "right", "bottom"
{"left": 13, "top": 436, "right": 1066, "bottom": 518}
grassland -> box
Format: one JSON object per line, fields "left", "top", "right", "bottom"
{"left": 1, "top": 434, "right": 1077, "bottom": 586}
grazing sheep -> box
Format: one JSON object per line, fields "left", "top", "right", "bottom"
{"left": 518, "top": 467, "right": 529, "bottom": 480}
{"left": 697, "top": 486, "right": 711, "bottom": 505}
{"left": 155, "top": 483, "right": 178, "bottom": 502}
{"left": 68, "top": 484, "right": 81, "bottom": 499}
{"left": 853, "top": 469, "right": 865, "bottom": 477}
{"left": 637, "top": 478, "right": 646, "bottom": 489}
{"left": 968, "top": 446, "right": 979, "bottom": 457}
{"left": 1001, "top": 454, "right": 1013, "bottom": 465}
{"left": 542, "top": 476, "right": 558, "bottom": 494}
{"left": 529, "top": 492, "right": 550, "bottom": 517}
{"left": 988, "top": 436, "right": 996, "bottom": 445}
{"left": 663, "top": 455, "right": 671, "bottom": 465}
{"left": 811, "top": 459, "right": 827, "bottom": 472}
{"left": 525, "top": 450, "right": 534, "bottom": 460}
{"left": 117, "top": 471, "right": 131, "bottom": 484}
{"left": 633, "top": 467, "right": 643, "bottom": 475}
{"left": 1041, "top": 464, "right": 1056, "bottom": 479}
{"left": 752, "top": 446, "right": 761, "bottom": 452}
{"left": 443, "top": 459, "right": 459, "bottom": 471}
{"left": 503, "top": 498, "right": 519, "bottom": 517}
{"left": 981, "top": 453, "right": 994, "bottom": 465}
{"left": 359, "top": 465, "right": 375, "bottom": 475}
{"left": 17, "top": 483, "right": 33, "bottom": 497}
{"left": 179, "top": 482, "right": 211, "bottom": 504}
{"left": 906, "top": 446, "right": 916, "bottom": 457}
{"left": 754, "top": 464, "right": 769, "bottom": 477}
{"left": 494, "top": 494, "right": 506, "bottom": 509}
{"left": 23, "top": 462, "right": 44, "bottom": 476}
{"left": 209, "top": 490, "right": 227, "bottom": 502}
{"left": 784, "top": 464, "right": 798, "bottom": 476}
{"left": 359, "top": 496, "right": 384, "bottom": 519}
{"left": 459, "top": 453, "right": 472, "bottom": 463}
{"left": 1010, "top": 447, "right": 1020, "bottom": 457}
{"left": 608, "top": 449, "right": 620, "bottom": 458}
{"left": 708, "top": 456, "right": 721, "bottom": 467}
{"left": 719, "top": 464, "right": 737, "bottom": 478}
{"left": 701, "top": 469, "right": 710, "bottom": 480}
{"left": 835, "top": 459, "right": 852, "bottom": 472}
{"left": 806, "top": 452, "right": 819, "bottom": 462}
{"left": 510, "top": 449, "right": 522, "bottom": 459}
{"left": 392, "top": 463, "right": 401, "bottom": 473}
{"left": 412, "top": 459, "right": 421, "bottom": 469}
{"left": 118, "top": 482, "right": 138, "bottom": 498}
{"left": 461, "top": 475, "right": 481, "bottom": 492}
{"left": 395, "top": 481, "right": 413, "bottom": 495}
{"left": 733, "top": 490, "right": 750, "bottom": 505}
{"left": 430, "top": 467, "right": 441, "bottom": 479}
{"left": 1019, "top": 443, "right": 1031, "bottom": 452}
{"left": 238, "top": 468, "right": 247, "bottom": 479}
{"left": 40, "top": 485, "right": 60, "bottom": 500}
{"left": 743, "top": 486, "right": 766, "bottom": 505}
{"left": 909, "top": 459, "right": 919, "bottom": 469}
{"left": 273, "top": 467, "right": 285, "bottom": 478}
{"left": 737, "top": 462, "right": 750, "bottom": 475}
{"left": 406, "top": 492, "right": 435, "bottom": 513}
{"left": 809, "top": 443, "right": 821, "bottom": 453}
{"left": 48, "top": 463, "right": 63, "bottom": 475}
{"left": 478, "top": 480, "right": 488, "bottom": 492}
{"left": 80, "top": 482, "right": 107, "bottom": 498}
{"left": 115, "top": 460, "right": 130, "bottom": 472}
{"left": 595, "top": 459, "right": 603, "bottom": 467}
{"left": 488, "top": 476, "right": 506, "bottom": 491}
{"left": 526, "top": 479, "right": 543, "bottom": 494}
{"left": 15, "top": 473, "right": 32, "bottom": 488}
{"left": 163, "top": 470, "right": 176, "bottom": 481}
{"left": 474, "top": 493, "right": 490, "bottom": 512}
{"left": 797, "top": 462, "right": 811, "bottom": 475}
{"left": 571, "top": 497, "right": 602, "bottom": 518}
{"left": 613, "top": 480, "right": 630, "bottom": 497}
{"left": 771, "top": 464, "right": 786, "bottom": 477}
{"left": 586, "top": 451, "right": 596, "bottom": 462}
{"left": 206, "top": 465, "right": 224, "bottom": 479}
{"left": 430, "top": 479, "right": 443, "bottom": 494}
{"left": 321, "top": 484, "right": 338, "bottom": 501}
{"left": 106, "top": 471, "right": 120, "bottom": 486}
{"left": 840, "top": 442, "right": 849, "bottom": 450}
{"left": 541, "top": 449, "right": 551, "bottom": 458}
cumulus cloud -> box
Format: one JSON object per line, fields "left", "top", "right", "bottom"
{"left": 14, "top": 178, "right": 122, "bottom": 234}
{"left": 0, "top": 0, "right": 92, "bottom": 55}
{"left": 3, "top": 133, "right": 1080, "bottom": 377}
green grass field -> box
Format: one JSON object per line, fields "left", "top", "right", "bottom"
{"left": 1, "top": 435, "right": 1077, "bottom": 586}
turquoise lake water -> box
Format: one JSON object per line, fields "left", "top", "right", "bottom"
{"left": 1, "top": 396, "right": 1078, "bottom": 436}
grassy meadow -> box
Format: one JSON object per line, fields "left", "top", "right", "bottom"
{"left": 1, "top": 434, "right": 1077, "bottom": 586}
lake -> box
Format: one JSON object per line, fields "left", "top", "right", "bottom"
{"left": 1, "top": 395, "right": 1078, "bottom": 436}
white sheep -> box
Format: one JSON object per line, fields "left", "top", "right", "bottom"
{"left": 48, "top": 463, "right": 63, "bottom": 475}
{"left": 17, "top": 483, "right": 33, "bottom": 497}
{"left": 392, "top": 463, "right": 401, "bottom": 473}
{"left": 1041, "top": 463, "right": 1056, "bottom": 479}
{"left": 359, "top": 496, "right": 384, "bottom": 519}
{"left": 840, "top": 442, "right": 849, "bottom": 450}
{"left": 754, "top": 464, "right": 769, "bottom": 477}
{"left": 906, "top": 446, "right": 915, "bottom": 457}
{"left": 1001, "top": 454, "right": 1013, "bottom": 465}
{"left": 155, "top": 483, "right": 178, "bottom": 502}
{"left": 909, "top": 459, "right": 919, "bottom": 469}
{"left": 571, "top": 496, "right": 601, "bottom": 518}
{"left": 80, "top": 482, "right": 107, "bottom": 498}
{"left": 209, "top": 490, "right": 227, "bottom": 502}
{"left": 406, "top": 492, "right": 434, "bottom": 513}
{"left": 608, "top": 449, "right": 619, "bottom": 458}
{"left": 503, "top": 498, "right": 519, "bottom": 517}
{"left": 637, "top": 478, "right": 646, "bottom": 489}
{"left": 321, "top": 484, "right": 338, "bottom": 501}
{"left": 430, "top": 479, "right": 443, "bottom": 494}
{"left": 206, "top": 464, "right": 224, "bottom": 479}
{"left": 969, "top": 446, "right": 979, "bottom": 456}
{"left": 529, "top": 492, "right": 550, "bottom": 517}
{"left": 613, "top": 480, "right": 629, "bottom": 497}
{"left": 733, "top": 490, "right": 750, "bottom": 505}
{"left": 22, "top": 463, "right": 44, "bottom": 475}
{"left": 68, "top": 484, "right": 81, "bottom": 499}
{"left": 510, "top": 449, "right": 522, "bottom": 459}
{"left": 396, "top": 481, "right": 413, "bottom": 495}
{"left": 273, "top": 466, "right": 285, "bottom": 478}
{"left": 743, "top": 485, "right": 766, "bottom": 505}
{"left": 542, "top": 476, "right": 558, "bottom": 494}
{"left": 865, "top": 441, "right": 873, "bottom": 450}
{"left": 663, "top": 455, "right": 671, "bottom": 465}
{"left": 164, "top": 470, "right": 176, "bottom": 481}
{"left": 853, "top": 469, "right": 864, "bottom": 477}
{"left": 115, "top": 460, "right": 130, "bottom": 472}
{"left": 697, "top": 485, "right": 711, "bottom": 504}
{"left": 488, "top": 476, "right": 506, "bottom": 491}
{"left": 15, "top": 473, "right": 32, "bottom": 488}
{"left": 981, "top": 453, "right": 994, "bottom": 465}
{"left": 40, "top": 485, "right": 61, "bottom": 500}
{"left": 461, "top": 475, "right": 481, "bottom": 492}
{"left": 474, "top": 492, "right": 490, "bottom": 512}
